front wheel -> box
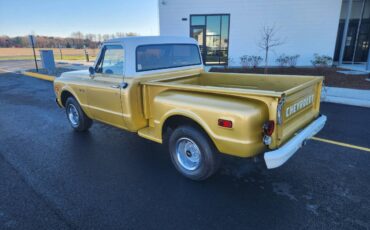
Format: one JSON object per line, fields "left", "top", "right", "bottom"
{"left": 65, "top": 97, "right": 92, "bottom": 132}
{"left": 168, "top": 125, "right": 220, "bottom": 181}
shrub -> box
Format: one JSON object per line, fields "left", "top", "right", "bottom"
{"left": 287, "top": 55, "right": 300, "bottom": 67}
{"left": 276, "top": 54, "right": 288, "bottom": 67}
{"left": 311, "top": 54, "right": 333, "bottom": 67}
{"left": 240, "top": 55, "right": 263, "bottom": 68}
{"left": 276, "top": 54, "right": 300, "bottom": 67}
{"left": 250, "top": 56, "right": 263, "bottom": 68}
{"left": 240, "top": 55, "right": 252, "bottom": 68}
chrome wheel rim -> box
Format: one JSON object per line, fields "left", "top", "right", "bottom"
{"left": 67, "top": 104, "right": 79, "bottom": 127}
{"left": 175, "top": 137, "right": 201, "bottom": 171}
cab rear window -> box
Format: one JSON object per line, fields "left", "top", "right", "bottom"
{"left": 136, "top": 44, "right": 201, "bottom": 72}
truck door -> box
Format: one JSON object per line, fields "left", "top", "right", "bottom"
{"left": 86, "top": 45, "right": 126, "bottom": 128}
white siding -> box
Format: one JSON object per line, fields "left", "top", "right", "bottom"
{"left": 159, "top": 0, "right": 342, "bottom": 66}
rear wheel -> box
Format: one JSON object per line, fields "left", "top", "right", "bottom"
{"left": 65, "top": 97, "right": 92, "bottom": 132}
{"left": 168, "top": 125, "right": 220, "bottom": 181}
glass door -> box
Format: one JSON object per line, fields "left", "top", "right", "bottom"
{"left": 191, "top": 26, "right": 206, "bottom": 63}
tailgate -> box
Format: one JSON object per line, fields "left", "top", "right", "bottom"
{"left": 276, "top": 78, "right": 323, "bottom": 146}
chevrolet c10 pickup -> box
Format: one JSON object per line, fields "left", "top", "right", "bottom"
{"left": 54, "top": 36, "right": 327, "bottom": 180}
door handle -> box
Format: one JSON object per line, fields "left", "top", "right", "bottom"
{"left": 110, "top": 84, "right": 120, "bottom": 88}
{"left": 110, "top": 82, "right": 128, "bottom": 89}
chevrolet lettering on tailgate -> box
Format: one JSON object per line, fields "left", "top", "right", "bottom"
{"left": 286, "top": 95, "right": 314, "bottom": 118}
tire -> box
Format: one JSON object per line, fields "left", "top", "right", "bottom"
{"left": 65, "top": 97, "right": 92, "bottom": 132}
{"left": 168, "top": 125, "right": 220, "bottom": 181}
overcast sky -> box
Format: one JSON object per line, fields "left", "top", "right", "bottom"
{"left": 0, "top": 0, "right": 159, "bottom": 37}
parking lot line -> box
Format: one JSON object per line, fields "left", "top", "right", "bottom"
{"left": 311, "top": 136, "right": 370, "bottom": 153}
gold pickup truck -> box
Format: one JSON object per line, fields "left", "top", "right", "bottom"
{"left": 54, "top": 36, "right": 327, "bottom": 180}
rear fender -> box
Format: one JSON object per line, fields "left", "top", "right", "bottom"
{"left": 152, "top": 90, "right": 269, "bottom": 157}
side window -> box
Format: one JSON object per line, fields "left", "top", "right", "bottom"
{"left": 96, "top": 45, "right": 124, "bottom": 76}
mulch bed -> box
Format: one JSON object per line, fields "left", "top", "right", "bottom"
{"left": 210, "top": 67, "right": 370, "bottom": 90}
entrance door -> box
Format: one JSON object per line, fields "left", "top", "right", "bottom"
{"left": 191, "top": 26, "right": 206, "bottom": 63}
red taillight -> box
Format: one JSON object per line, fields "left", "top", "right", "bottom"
{"left": 263, "top": 120, "right": 275, "bottom": 136}
{"left": 218, "top": 119, "right": 233, "bottom": 128}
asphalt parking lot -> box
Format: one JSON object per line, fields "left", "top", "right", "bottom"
{"left": 1, "top": 71, "right": 370, "bottom": 230}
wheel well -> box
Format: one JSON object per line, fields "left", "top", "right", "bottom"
{"left": 162, "top": 115, "right": 211, "bottom": 142}
{"left": 61, "top": 91, "right": 74, "bottom": 107}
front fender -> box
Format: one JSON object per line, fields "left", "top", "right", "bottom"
{"left": 55, "top": 81, "right": 92, "bottom": 118}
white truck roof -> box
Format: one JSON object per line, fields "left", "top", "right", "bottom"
{"left": 106, "top": 36, "right": 199, "bottom": 47}
{"left": 101, "top": 36, "right": 203, "bottom": 77}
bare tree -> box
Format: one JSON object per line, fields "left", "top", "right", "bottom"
{"left": 102, "top": 34, "right": 110, "bottom": 41}
{"left": 71, "top": 31, "right": 84, "bottom": 40}
{"left": 258, "top": 25, "right": 284, "bottom": 74}
{"left": 115, "top": 32, "right": 126, "bottom": 38}
{"left": 97, "top": 34, "right": 102, "bottom": 42}
{"left": 0, "top": 32, "right": 140, "bottom": 48}
{"left": 70, "top": 31, "right": 85, "bottom": 48}
{"left": 85, "top": 33, "right": 96, "bottom": 42}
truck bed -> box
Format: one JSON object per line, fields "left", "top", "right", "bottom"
{"left": 142, "top": 70, "right": 323, "bottom": 149}
{"left": 145, "top": 71, "right": 322, "bottom": 97}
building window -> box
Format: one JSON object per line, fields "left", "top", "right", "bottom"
{"left": 190, "top": 14, "right": 230, "bottom": 65}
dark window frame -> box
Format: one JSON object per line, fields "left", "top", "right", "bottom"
{"left": 190, "top": 14, "right": 230, "bottom": 66}
{"left": 135, "top": 43, "right": 202, "bottom": 72}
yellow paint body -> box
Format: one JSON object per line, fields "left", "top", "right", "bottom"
{"left": 54, "top": 67, "right": 323, "bottom": 158}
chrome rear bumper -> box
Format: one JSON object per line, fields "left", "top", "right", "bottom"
{"left": 264, "top": 115, "right": 327, "bottom": 169}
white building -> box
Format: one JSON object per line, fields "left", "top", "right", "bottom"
{"left": 158, "top": 0, "right": 370, "bottom": 68}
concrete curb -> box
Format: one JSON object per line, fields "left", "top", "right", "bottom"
{"left": 321, "top": 87, "right": 370, "bottom": 108}
{"left": 22, "top": 71, "right": 55, "bottom": 82}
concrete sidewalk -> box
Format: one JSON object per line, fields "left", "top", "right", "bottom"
{"left": 322, "top": 87, "right": 370, "bottom": 108}
{"left": 339, "top": 64, "right": 370, "bottom": 73}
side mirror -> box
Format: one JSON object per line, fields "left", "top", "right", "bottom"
{"left": 88, "top": 66, "right": 95, "bottom": 76}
